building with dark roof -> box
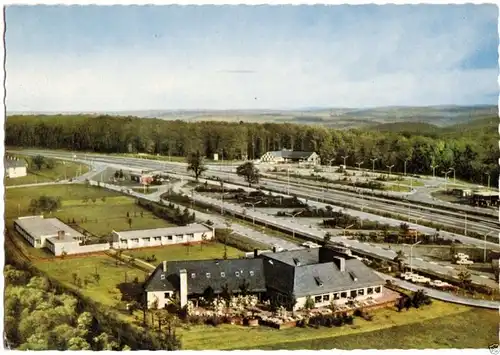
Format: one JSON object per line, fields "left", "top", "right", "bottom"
{"left": 260, "top": 149, "right": 320, "bottom": 165}
{"left": 4, "top": 156, "right": 27, "bottom": 178}
{"left": 144, "top": 246, "right": 384, "bottom": 310}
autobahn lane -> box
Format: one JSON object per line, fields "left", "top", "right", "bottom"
{"left": 16, "top": 150, "right": 500, "bottom": 241}
{"left": 261, "top": 180, "right": 500, "bottom": 237}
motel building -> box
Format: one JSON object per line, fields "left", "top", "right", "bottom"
{"left": 111, "top": 223, "right": 215, "bottom": 249}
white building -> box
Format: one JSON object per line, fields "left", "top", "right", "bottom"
{"left": 112, "top": 223, "right": 215, "bottom": 249}
{"left": 260, "top": 149, "right": 320, "bottom": 165}
{"left": 14, "top": 216, "right": 84, "bottom": 255}
{"left": 4, "top": 156, "right": 27, "bottom": 178}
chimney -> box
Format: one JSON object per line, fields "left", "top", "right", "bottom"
{"left": 254, "top": 249, "right": 259, "bottom": 258}
{"left": 57, "top": 230, "right": 65, "bottom": 240}
{"left": 333, "top": 256, "right": 346, "bottom": 272}
{"left": 162, "top": 260, "right": 167, "bottom": 273}
{"left": 272, "top": 246, "right": 277, "bottom": 253}
{"left": 179, "top": 269, "right": 188, "bottom": 308}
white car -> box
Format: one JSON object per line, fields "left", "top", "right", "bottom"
{"left": 411, "top": 275, "right": 431, "bottom": 283}
{"left": 401, "top": 272, "right": 415, "bottom": 281}
{"left": 456, "top": 259, "right": 474, "bottom": 265}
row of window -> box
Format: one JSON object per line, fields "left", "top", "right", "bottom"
{"left": 123, "top": 234, "right": 195, "bottom": 243}
{"left": 313, "top": 286, "right": 382, "bottom": 304}
{"left": 195, "top": 270, "right": 255, "bottom": 279}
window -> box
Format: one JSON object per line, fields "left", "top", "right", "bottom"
{"left": 358, "top": 289, "right": 365, "bottom": 296}
{"left": 154, "top": 237, "right": 161, "bottom": 241}
{"left": 350, "top": 290, "right": 357, "bottom": 298}
{"left": 314, "top": 296, "right": 322, "bottom": 303}
{"left": 249, "top": 271, "right": 254, "bottom": 277}
{"left": 167, "top": 235, "right": 173, "bottom": 240}
{"left": 375, "top": 286, "right": 381, "bottom": 293}
{"left": 323, "top": 294, "right": 330, "bottom": 302}
{"left": 191, "top": 273, "right": 196, "bottom": 279}
{"left": 206, "top": 273, "right": 211, "bottom": 279}
{"left": 144, "top": 237, "right": 150, "bottom": 242}
{"left": 334, "top": 293, "right": 340, "bottom": 300}
{"left": 160, "top": 274, "right": 165, "bottom": 280}
{"left": 367, "top": 287, "right": 373, "bottom": 295}
{"left": 341, "top": 292, "right": 347, "bottom": 299}
{"left": 176, "top": 235, "right": 183, "bottom": 241}
{"left": 164, "top": 292, "right": 171, "bottom": 298}
{"left": 221, "top": 272, "right": 226, "bottom": 278}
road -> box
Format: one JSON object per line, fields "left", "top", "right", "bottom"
{"left": 13, "top": 149, "right": 500, "bottom": 287}
{"left": 379, "top": 273, "right": 500, "bottom": 309}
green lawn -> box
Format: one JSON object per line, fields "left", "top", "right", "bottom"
{"left": 4, "top": 155, "right": 89, "bottom": 186}
{"left": 5, "top": 184, "right": 175, "bottom": 238}
{"left": 253, "top": 308, "right": 498, "bottom": 350}
{"left": 179, "top": 300, "right": 472, "bottom": 350}
{"left": 384, "top": 184, "right": 411, "bottom": 192}
{"left": 34, "top": 255, "right": 148, "bottom": 307}
{"left": 123, "top": 242, "right": 244, "bottom": 263}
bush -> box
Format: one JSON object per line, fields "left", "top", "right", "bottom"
{"left": 205, "top": 316, "right": 222, "bottom": 327}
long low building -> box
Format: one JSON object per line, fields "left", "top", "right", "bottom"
{"left": 14, "top": 215, "right": 83, "bottom": 255}
{"left": 145, "top": 246, "right": 385, "bottom": 311}
{"left": 112, "top": 223, "right": 215, "bottom": 249}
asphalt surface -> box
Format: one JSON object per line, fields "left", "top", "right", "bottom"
{"left": 13, "top": 149, "right": 500, "bottom": 288}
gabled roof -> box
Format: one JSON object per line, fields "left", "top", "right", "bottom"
{"left": 292, "top": 259, "right": 384, "bottom": 297}
{"left": 4, "top": 157, "right": 26, "bottom": 168}
{"left": 265, "top": 150, "right": 316, "bottom": 159}
{"left": 144, "top": 258, "right": 266, "bottom": 294}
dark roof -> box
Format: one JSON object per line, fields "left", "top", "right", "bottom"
{"left": 268, "top": 150, "right": 316, "bottom": 159}
{"left": 4, "top": 157, "right": 26, "bottom": 168}
{"left": 292, "top": 259, "right": 384, "bottom": 297}
{"left": 261, "top": 247, "right": 384, "bottom": 297}
{"left": 144, "top": 258, "right": 266, "bottom": 294}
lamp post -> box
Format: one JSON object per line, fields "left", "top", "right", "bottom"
{"left": 430, "top": 164, "right": 439, "bottom": 179}
{"left": 409, "top": 240, "right": 422, "bottom": 273}
{"left": 285, "top": 210, "right": 304, "bottom": 239}
{"left": 328, "top": 158, "right": 335, "bottom": 173}
{"left": 386, "top": 165, "right": 394, "bottom": 179}
{"left": 443, "top": 170, "right": 452, "bottom": 191}
{"left": 461, "top": 211, "right": 467, "bottom": 236}
{"left": 449, "top": 167, "right": 456, "bottom": 185}
{"left": 341, "top": 155, "right": 349, "bottom": 167}
{"left": 404, "top": 159, "right": 409, "bottom": 176}
{"left": 287, "top": 167, "right": 290, "bottom": 195}
{"left": 245, "top": 201, "right": 263, "bottom": 224}
{"left": 483, "top": 231, "right": 494, "bottom": 262}
{"left": 343, "top": 223, "right": 355, "bottom": 238}
{"left": 370, "top": 158, "right": 378, "bottom": 173}
{"left": 356, "top": 161, "right": 364, "bottom": 170}
{"left": 485, "top": 172, "right": 491, "bottom": 191}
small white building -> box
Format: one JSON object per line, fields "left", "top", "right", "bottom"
{"left": 14, "top": 216, "right": 84, "bottom": 255}
{"left": 4, "top": 156, "right": 27, "bottom": 178}
{"left": 260, "top": 149, "right": 320, "bottom": 165}
{"left": 112, "top": 223, "right": 215, "bottom": 249}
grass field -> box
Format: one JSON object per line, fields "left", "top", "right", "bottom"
{"left": 5, "top": 184, "right": 175, "bottom": 237}
{"left": 4, "top": 156, "right": 89, "bottom": 186}
{"left": 178, "top": 301, "right": 490, "bottom": 350}
{"left": 34, "top": 255, "right": 148, "bottom": 307}
{"left": 123, "top": 242, "right": 244, "bottom": 263}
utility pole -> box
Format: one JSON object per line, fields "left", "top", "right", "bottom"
{"left": 443, "top": 170, "right": 451, "bottom": 191}
{"left": 462, "top": 212, "right": 467, "bottom": 236}
{"left": 404, "top": 159, "right": 409, "bottom": 176}
{"left": 370, "top": 158, "right": 377, "bottom": 173}
{"left": 285, "top": 210, "right": 303, "bottom": 239}
{"left": 287, "top": 167, "right": 290, "bottom": 195}
{"left": 410, "top": 240, "right": 422, "bottom": 273}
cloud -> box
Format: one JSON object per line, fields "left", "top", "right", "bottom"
{"left": 5, "top": 5, "right": 498, "bottom": 111}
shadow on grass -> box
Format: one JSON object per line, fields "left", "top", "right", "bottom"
{"left": 116, "top": 281, "right": 144, "bottom": 302}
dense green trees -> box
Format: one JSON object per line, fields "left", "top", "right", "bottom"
{"left": 236, "top": 161, "right": 260, "bottom": 186}
{"left": 6, "top": 114, "right": 498, "bottom": 186}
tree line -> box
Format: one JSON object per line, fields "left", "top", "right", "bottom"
{"left": 6, "top": 114, "right": 498, "bottom": 186}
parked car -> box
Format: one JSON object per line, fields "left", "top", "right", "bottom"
{"left": 456, "top": 259, "right": 474, "bottom": 265}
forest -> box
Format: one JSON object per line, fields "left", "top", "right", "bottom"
{"left": 6, "top": 114, "right": 498, "bottom": 186}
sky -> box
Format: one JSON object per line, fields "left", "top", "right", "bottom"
{"left": 5, "top": 4, "right": 499, "bottom": 112}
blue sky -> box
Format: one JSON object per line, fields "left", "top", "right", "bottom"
{"left": 6, "top": 5, "right": 499, "bottom": 111}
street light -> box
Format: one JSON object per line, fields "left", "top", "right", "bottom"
{"left": 370, "top": 158, "right": 378, "bottom": 173}
{"left": 245, "top": 201, "right": 263, "bottom": 224}
{"left": 461, "top": 211, "right": 467, "bottom": 236}
{"left": 442, "top": 170, "right": 452, "bottom": 191}
{"left": 404, "top": 159, "right": 409, "bottom": 176}
{"left": 448, "top": 167, "right": 456, "bottom": 185}
{"left": 343, "top": 224, "right": 355, "bottom": 238}
{"left": 386, "top": 165, "right": 394, "bottom": 179}
{"left": 430, "top": 164, "right": 439, "bottom": 179}
{"left": 356, "top": 161, "right": 364, "bottom": 170}
{"left": 327, "top": 158, "right": 335, "bottom": 173}
{"left": 483, "top": 231, "right": 494, "bottom": 262}
{"left": 341, "top": 155, "right": 349, "bottom": 167}
{"left": 409, "top": 240, "right": 422, "bottom": 273}
{"left": 285, "top": 210, "right": 304, "bottom": 239}
{"left": 485, "top": 172, "right": 491, "bottom": 191}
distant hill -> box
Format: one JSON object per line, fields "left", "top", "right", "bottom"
{"left": 7, "top": 105, "right": 497, "bottom": 130}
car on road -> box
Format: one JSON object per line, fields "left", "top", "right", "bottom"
{"left": 456, "top": 259, "right": 474, "bottom": 265}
